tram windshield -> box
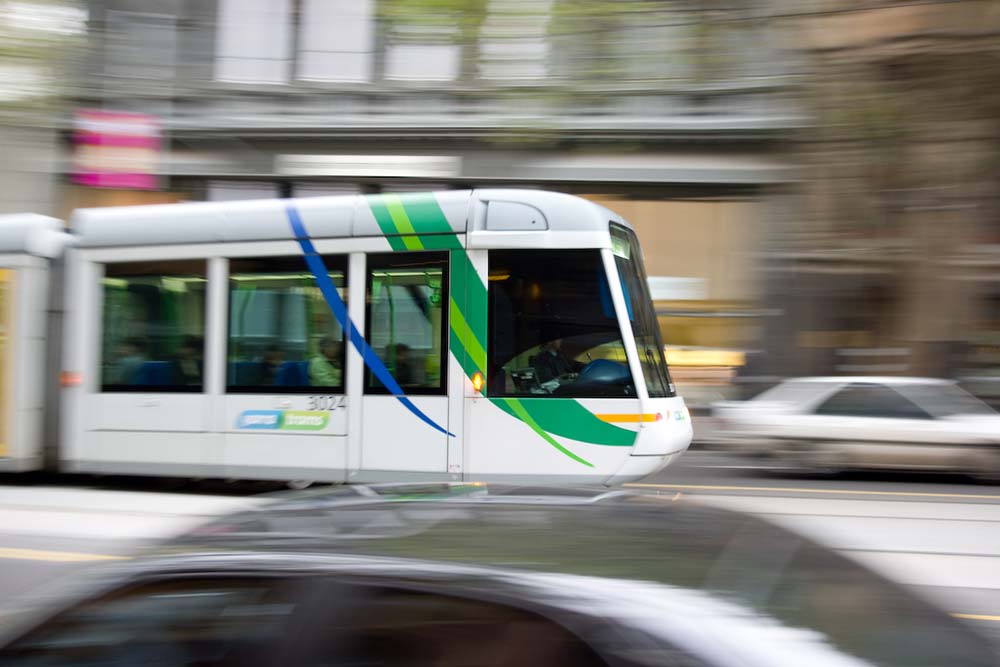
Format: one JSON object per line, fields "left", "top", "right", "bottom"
{"left": 610, "top": 224, "right": 674, "bottom": 398}
{"left": 487, "top": 249, "right": 634, "bottom": 398}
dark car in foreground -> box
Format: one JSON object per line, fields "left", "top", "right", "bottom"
{"left": 0, "top": 484, "right": 994, "bottom": 666}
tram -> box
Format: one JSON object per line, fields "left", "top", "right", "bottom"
{"left": 0, "top": 190, "right": 691, "bottom": 485}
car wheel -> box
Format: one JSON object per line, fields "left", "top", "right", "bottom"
{"left": 287, "top": 479, "right": 315, "bottom": 490}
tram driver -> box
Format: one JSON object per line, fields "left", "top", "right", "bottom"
{"left": 532, "top": 338, "right": 583, "bottom": 391}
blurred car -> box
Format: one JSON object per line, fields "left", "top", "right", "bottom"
{"left": 0, "top": 483, "right": 994, "bottom": 666}
{"left": 712, "top": 377, "right": 1000, "bottom": 477}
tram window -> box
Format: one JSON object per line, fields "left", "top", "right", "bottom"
{"left": 101, "top": 260, "right": 207, "bottom": 393}
{"left": 227, "top": 256, "right": 347, "bottom": 393}
{"left": 610, "top": 225, "right": 675, "bottom": 398}
{"left": 488, "top": 250, "right": 634, "bottom": 398}
{"left": 365, "top": 253, "right": 448, "bottom": 395}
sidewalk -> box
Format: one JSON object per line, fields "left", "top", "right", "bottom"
{"left": 0, "top": 487, "right": 265, "bottom": 541}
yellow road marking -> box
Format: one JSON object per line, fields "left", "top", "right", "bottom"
{"left": 0, "top": 547, "right": 128, "bottom": 563}
{"left": 626, "top": 482, "right": 1000, "bottom": 501}
{"left": 952, "top": 613, "right": 1000, "bottom": 622}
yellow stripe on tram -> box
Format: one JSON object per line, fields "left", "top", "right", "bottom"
{"left": 595, "top": 413, "right": 660, "bottom": 424}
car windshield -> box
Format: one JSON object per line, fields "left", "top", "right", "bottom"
{"left": 898, "top": 383, "right": 997, "bottom": 417}
{"left": 752, "top": 381, "right": 836, "bottom": 405}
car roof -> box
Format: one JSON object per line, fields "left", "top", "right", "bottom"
{"left": 162, "top": 484, "right": 783, "bottom": 580}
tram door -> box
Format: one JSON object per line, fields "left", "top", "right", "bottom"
{"left": 360, "top": 253, "right": 451, "bottom": 476}
{"left": 0, "top": 261, "right": 51, "bottom": 472}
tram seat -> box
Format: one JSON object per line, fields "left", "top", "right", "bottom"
{"left": 134, "top": 361, "right": 172, "bottom": 386}
{"left": 232, "top": 361, "right": 263, "bottom": 385}
{"left": 276, "top": 360, "right": 310, "bottom": 387}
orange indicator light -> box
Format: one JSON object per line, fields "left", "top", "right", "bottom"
{"left": 472, "top": 372, "right": 485, "bottom": 392}
{"left": 60, "top": 371, "right": 82, "bottom": 388}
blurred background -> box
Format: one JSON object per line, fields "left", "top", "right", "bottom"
{"left": 3, "top": 0, "right": 1000, "bottom": 410}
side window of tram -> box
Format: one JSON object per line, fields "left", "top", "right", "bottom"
{"left": 228, "top": 256, "right": 347, "bottom": 392}
{"left": 487, "top": 250, "right": 634, "bottom": 398}
{"left": 101, "top": 261, "right": 207, "bottom": 392}
{"left": 365, "top": 253, "right": 448, "bottom": 394}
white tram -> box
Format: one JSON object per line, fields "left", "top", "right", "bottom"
{"left": 2, "top": 190, "right": 692, "bottom": 485}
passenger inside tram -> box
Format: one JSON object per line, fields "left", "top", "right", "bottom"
{"left": 112, "top": 337, "right": 148, "bottom": 385}
{"left": 309, "top": 336, "right": 343, "bottom": 387}
{"left": 257, "top": 345, "right": 284, "bottom": 386}
{"left": 171, "top": 336, "right": 203, "bottom": 386}
{"left": 386, "top": 342, "right": 418, "bottom": 387}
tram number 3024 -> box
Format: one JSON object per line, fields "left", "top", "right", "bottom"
{"left": 308, "top": 395, "right": 347, "bottom": 412}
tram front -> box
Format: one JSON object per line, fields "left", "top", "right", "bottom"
{"left": 468, "top": 196, "right": 692, "bottom": 486}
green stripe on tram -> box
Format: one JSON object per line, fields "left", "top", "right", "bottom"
{"left": 499, "top": 398, "right": 594, "bottom": 468}
{"left": 392, "top": 192, "right": 457, "bottom": 235}
{"left": 449, "top": 296, "right": 487, "bottom": 376}
{"left": 453, "top": 251, "right": 487, "bottom": 351}
{"left": 367, "top": 196, "right": 410, "bottom": 251}
{"left": 492, "top": 398, "right": 637, "bottom": 447}
{"left": 384, "top": 195, "right": 424, "bottom": 251}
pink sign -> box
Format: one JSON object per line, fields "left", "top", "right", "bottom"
{"left": 72, "top": 110, "right": 161, "bottom": 190}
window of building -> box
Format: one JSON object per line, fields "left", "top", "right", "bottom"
{"left": 478, "top": 0, "right": 552, "bottom": 81}
{"left": 365, "top": 253, "right": 448, "bottom": 395}
{"left": 815, "top": 384, "right": 932, "bottom": 419}
{"left": 228, "top": 256, "right": 347, "bottom": 393}
{"left": 101, "top": 261, "right": 206, "bottom": 392}
{"left": 104, "top": 11, "right": 177, "bottom": 84}
{"left": 488, "top": 249, "right": 634, "bottom": 398}
{"left": 215, "top": 0, "right": 292, "bottom": 84}
{"left": 381, "top": 10, "right": 461, "bottom": 82}
{"left": 297, "top": 0, "right": 374, "bottom": 82}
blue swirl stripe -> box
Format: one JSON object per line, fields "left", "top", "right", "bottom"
{"left": 285, "top": 204, "right": 455, "bottom": 438}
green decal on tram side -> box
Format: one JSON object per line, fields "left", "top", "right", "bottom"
{"left": 368, "top": 193, "right": 462, "bottom": 252}
{"left": 449, "top": 250, "right": 488, "bottom": 379}
{"left": 365, "top": 192, "right": 637, "bottom": 465}
{"left": 491, "top": 398, "right": 636, "bottom": 448}
{"left": 500, "top": 398, "right": 594, "bottom": 468}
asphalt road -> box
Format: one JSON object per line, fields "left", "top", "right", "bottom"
{"left": 0, "top": 453, "right": 998, "bottom": 648}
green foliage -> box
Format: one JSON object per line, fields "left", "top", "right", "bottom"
{"left": 0, "top": 0, "right": 85, "bottom": 122}
{"left": 379, "top": 0, "right": 490, "bottom": 43}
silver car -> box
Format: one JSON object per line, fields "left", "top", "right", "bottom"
{"left": 0, "top": 483, "right": 994, "bottom": 666}
{"left": 712, "top": 377, "right": 1000, "bottom": 477}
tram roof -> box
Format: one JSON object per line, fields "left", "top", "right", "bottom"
{"left": 0, "top": 214, "right": 66, "bottom": 256}
{"left": 70, "top": 189, "right": 631, "bottom": 248}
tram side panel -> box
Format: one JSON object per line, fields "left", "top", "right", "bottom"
{"left": 0, "top": 257, "right": 51, "bottom": 472}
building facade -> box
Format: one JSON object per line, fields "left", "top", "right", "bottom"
{"left": 53, "top": 0, "right": 810, "bottom": 401}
